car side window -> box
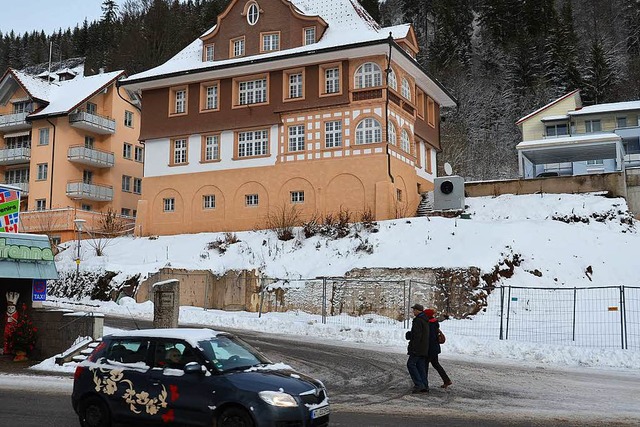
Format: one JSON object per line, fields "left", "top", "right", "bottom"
{"left": 105, "top": 339, "right": 149, "bottom": 364}
{"left": 153, "top": 341, "right": 195, "bottom": 370}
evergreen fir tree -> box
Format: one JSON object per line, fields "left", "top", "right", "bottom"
{"left": 359, "top": 0, "right": 381, "bottom": 23}
{"left": 582, "top": 36, "right": 617, "bottom": 104}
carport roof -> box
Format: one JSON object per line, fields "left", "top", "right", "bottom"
{"left": 516, "top": 133, "right": 622, "bottom": 164}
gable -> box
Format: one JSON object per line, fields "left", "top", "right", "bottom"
{"left": 201, "top": 0, "right": 327, "bottom": 61}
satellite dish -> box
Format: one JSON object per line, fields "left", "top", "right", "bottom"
{"left": 444, "top": 162, "right": 453, "bottom": 176}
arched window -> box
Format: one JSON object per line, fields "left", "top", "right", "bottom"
{"left": 388, "top": 121, "right": 397, "bottom": 146}
{"left": 354, "top": 62, "right": 382, "bottom": 89}
{"left": 401, "top": 129, "right": 411, "bottom": 153}
{"left": 356, "top": 118, "right": 382, "bottom": 145}
{"left": 401, "top": 78, "right": 411, "bottom": 100}
{"left": 247, "top": 2, "right": 259, "bottom": 25}
{"left": 388, "top": 69, "right": 397, "bottom": 91}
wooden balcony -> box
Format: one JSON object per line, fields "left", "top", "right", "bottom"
{"left": 352, "top": 88, "right": 383, "bottom": 102}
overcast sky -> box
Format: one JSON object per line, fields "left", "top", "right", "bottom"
{"left": 0, "top": 0, "right": 124, "bottom": 36}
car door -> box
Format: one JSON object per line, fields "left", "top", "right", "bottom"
{"left": 96, "top": 338, "right": 152, "bottom": 424}
{"left": 147, "top": 339, "right": 221, "bottom": 426}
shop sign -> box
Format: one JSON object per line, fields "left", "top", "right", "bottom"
{"left": 32, "top": 279, "right": 47, "bottom": 301}
{"left": 0, "top": 238, "right": 54, "bottom": 261}
{"left": 0, "top": 188, "right": 20, "bottom": 233}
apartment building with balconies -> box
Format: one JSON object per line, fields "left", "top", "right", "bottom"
{"left": 516, "top": 89, "right": 640, "bottom": 178}
{"left": 120, "top": 0, "right": 456, "bottom": 236}
{"left": 0, "top": 60, "right": 143, "bottom": 243}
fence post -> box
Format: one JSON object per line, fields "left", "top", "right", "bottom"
{"left": 322, "top": 277, "right": 327, "bottom": 325}
{"left": 505, "top": 286, "right": 512, "bottom": 340}
{"left": 620, "top": 286, "right": 626, "bottom": 350}
{"left": 572, "top": 287, "right": 577, "bottom": 342}
{"left": 405, "top": 280, "right": 410, "bottom": 329}
{"left": 258, "top": 277, "right": 265, "bottom": 318}
{"left": 499, "top": 286, "right": 504, "bottom": 340}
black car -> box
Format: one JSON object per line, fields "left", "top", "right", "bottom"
{"left": 71, "top": 328, "right": 329, "bottom": 427}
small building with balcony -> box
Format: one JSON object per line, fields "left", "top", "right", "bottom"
{"left": 516, "top": 89, "right": 640, "bottom": 178}
{"left": 0, "top": 59, "right": 142, "bottom": 242}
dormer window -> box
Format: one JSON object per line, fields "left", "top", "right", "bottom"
{"left": 247, "top": 2, "right": 259, "bottom": 25}
{"left": 304, "top": 27, "right": 316, "bottom": 45}
{"left": 204, "top": 44, "right": 214, "bottom": 61}
{"left": 231, "top": 37, "right": 245, "bottom": 58}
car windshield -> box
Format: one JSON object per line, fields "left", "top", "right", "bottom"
{"left": 198, "top": 335, "right": 271, "bottom": 372}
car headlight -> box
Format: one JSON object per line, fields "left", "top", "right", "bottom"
{"left": 258, "top": 391, "right": 298, "bottom": 407}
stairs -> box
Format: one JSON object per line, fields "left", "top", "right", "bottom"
{"left": 55, "top": 337, "right": 101, "bottom": 365}
{"left": 416, "top": 192, "right": 433, "bottom": 217}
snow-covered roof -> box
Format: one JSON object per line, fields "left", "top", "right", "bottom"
{"left": 122, "top": 1, "right": 437, "bottom": 96}
{"left": 540, "top": 115, "right": 569, "bottom": 122}
{"left": 27, "top": 70, "right": 124, "bottom": 117}
{"left": 569, "top": 100, "right": 640, "bottom": 116}
{"left": 11, "top": 70, "right": 52, "bottom": 101}
{"left": 107, "top": 328, "right": 223, "bottom": 347}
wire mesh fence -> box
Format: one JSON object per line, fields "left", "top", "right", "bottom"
{"left": 256, "top": 278, "right": 639, "bottom": 350}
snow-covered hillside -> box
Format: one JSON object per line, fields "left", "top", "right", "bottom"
{"left": 55, "top": 192, "right": 637, "bottom": 289}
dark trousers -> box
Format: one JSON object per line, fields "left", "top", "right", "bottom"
{"left": 407, "top": 354, "right": 428, "bottom": 390}
{"left": 426, "top": 354, "right": 450, "bottom": 384}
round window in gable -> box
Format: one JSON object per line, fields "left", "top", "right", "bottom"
{"left": 247, "top": 3, "right": 259, "bottom": 25}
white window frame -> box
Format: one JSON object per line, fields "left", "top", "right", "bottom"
{"left": 325, "top": 120, "right": 342, "bottom": 148}
{"left": 37, "top": 163, "right": 48, "bottom": 180}
{"left": 123, "top": 143, "right": 132, "bottom": 159}
{"left": 585, "top": 120, "right": 601, "bottom": 133}
{"left": 133, "top": 177, "right": 142, "bottom": 194}
{"left": 388, "top": 121, "right": 397, "bottom": 146}
{"left": 205, "top": 84, "right": 218, "bottom": 110}
{"left": 355, "top": 62, "right": 382, "bottom": 89}
{"left": 124, "top": 110, "right": 133, "bottom": 127}
{"left": 245, "top": 194, "right": 259, "bottom": 206}
{"left": 355, "top": 118, "right": 382, "bottom": 145}
{"left": 233, "top": 38, "right": 245, "bottom": 57}
{"left": 304, "top": 27, "right": 316, "bottom": 45}
{"left": 401, "top": 78, "right": 412, "bottom": 100}
{"left": 122, "top": 175, "right": 131, "bottom": 192}
{"left": 388, "top": 69, "right": 397, "bottom": 91}
{"left": 173, "top": 139, "right": 188, "bottom": 164}
{"left": 238, "top": 79, "right": 267, "bottom": 105}
{"left": 401, "top": 129, "right": 411, "bottom": 153}
{"left": 238, "top": 130, "right": 269, "bottom": 157}
{"left": 205, "top": 44, "right": 215, "bottom": 61}
{"left": 35, "top": 199, "right": 46, "bottom": 211}
{"left": 288, "top": 73, "right": 303, "bottom": 99}
{"left": 134, "top": 146, "right": 144, "bottom": 163}
{"left": 262, "top": 33, "right": 280, "bottom": 51}
{"left": 205, "top": 135, "right": 220, "bottom": 161}
{"left": 288, "top": 125, "right": 305, "bottom": 152}
{"left": 290, "top": 191, "right": 304, "bottom": 204}
{"left": 325, "top": 67, "right": 340, "bottom": 94}
{"left": 247, "top": 3, "right": 259, "bottom": 25}
{"left": 203, "top": 194, "right": 216, "bottom": 209}
{"left": 5, "top": 168, "right": 29, "bottom": 184}
{"left": 39, "top": 128, "right": 50, "bottom": 145}
{"left": 163, "top": 198, "right": 175, "bottom": 212}
{"left": 175, "top": 89, "right": 186, "bottom": 114}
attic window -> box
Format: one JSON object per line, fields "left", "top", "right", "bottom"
{"left": 247, "top": 2, "right": 259, "bottom": 25}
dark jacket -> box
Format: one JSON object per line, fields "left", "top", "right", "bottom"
{"left": 427, "top": 318, "right": 442, "bottom": 357}
{"left": 406, "top": 312, "right": 430, "bottom": 356}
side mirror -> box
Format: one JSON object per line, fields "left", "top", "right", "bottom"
{"left": 184, "top": 362, "right": 203, "bottom": 374}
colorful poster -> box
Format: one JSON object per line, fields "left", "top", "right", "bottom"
{"left": 0, "top": 187, "right": 20, "bottom": 233}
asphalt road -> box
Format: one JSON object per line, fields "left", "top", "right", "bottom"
{"left": 0, "top": 315, "right": 638, "bottom": 426}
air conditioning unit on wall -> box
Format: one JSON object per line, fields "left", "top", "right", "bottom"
{"left": 433, "top": 176, "right": 465, "bottom": 211}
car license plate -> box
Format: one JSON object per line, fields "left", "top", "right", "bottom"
{"left": 311, "top": 405, "right": 330, "bottom": 419}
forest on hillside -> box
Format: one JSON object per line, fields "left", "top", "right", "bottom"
{"left": 1, "top": 0, "right": 639, "bottom": 180}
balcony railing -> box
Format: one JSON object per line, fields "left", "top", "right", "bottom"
{"left": 0, "top": 147, "right": 31, "bottom": 165}
{"left": 69, "top": 111, "right": 116, "bottom": 134}
{"left": 66, "top": 180, "right": 113, "bottom": 202}
{"left": 0, "top": 112, "right": 31, "bottom": 132}
{"left": 68, "top": 145, "right": 115, "bottom": 168}
{"left": 352, "top": 88, "right": 383, "bottom": 102}
{"left": 1, "top": 181, "right": 28, "bottom": 195}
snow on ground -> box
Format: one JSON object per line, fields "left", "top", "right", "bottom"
{"left": 33, "top": 193, "right": 640, "bottom": 373}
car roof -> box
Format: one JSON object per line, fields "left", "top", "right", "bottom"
{"left": 104, "top": 328, "right": 228, "bottom": 347}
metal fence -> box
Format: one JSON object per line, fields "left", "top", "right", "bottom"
{"left": 257, "top": 278, "right": 640, "bottom": 350}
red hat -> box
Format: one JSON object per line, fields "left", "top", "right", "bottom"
{"left": 424, "top": 309, "right": 435, "bottom": 317}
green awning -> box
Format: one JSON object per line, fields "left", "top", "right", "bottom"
{"left": 0, "top": 232, "right": 59, "bottom": 280}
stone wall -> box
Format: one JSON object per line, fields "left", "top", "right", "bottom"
{"left": 30, "top": 309, "right": 104, "bottom": 360}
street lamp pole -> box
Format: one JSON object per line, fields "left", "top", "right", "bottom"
{"left": 73, "top": 219, "right": 86, "bottom": 284}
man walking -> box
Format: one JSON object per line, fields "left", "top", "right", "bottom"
{"left": 406, "top": 303, "right": 430, "bottom": 393}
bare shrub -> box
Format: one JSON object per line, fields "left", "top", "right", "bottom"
{"left": 302, "top": 212, "right": 321, "bottom": 238}
{"left": 265, "top": 204, "right": 301, "bottom": 241}
{"left": 206, "top": 232, "right": 240, "bottom": 253}
{"left": 358, "top": 206, "right": 377, "bottom": 231}
{"left": 86, "top": 208, "right": 131, "bottom": 256}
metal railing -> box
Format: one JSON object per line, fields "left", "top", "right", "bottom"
{"left": 0, "top": 147, "right": 31, "bottom": 164}
{"left": 69, "top": 111, "right": 116, "bottom": 133}
{"left": 66, "top": 180, "right": 114, "bottom": 201}
{"left": 67, "top": 145, "right": 115, "bottom": 167}
{"left": 0, "top": 112, "right": 29, "bottom": 128}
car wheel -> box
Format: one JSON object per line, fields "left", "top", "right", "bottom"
{"left": 79, "top": 396, "right": 111, "bottom": 427}
{"left": 216, "top": 406, "right": 254, "bottom": 427}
